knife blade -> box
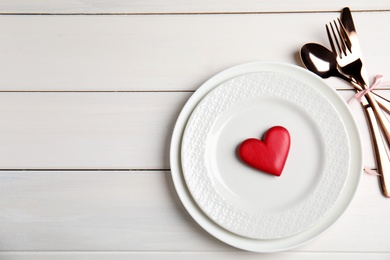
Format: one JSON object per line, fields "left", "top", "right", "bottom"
{"left": 341, "top": 7, "right": 356, "bottom": 35}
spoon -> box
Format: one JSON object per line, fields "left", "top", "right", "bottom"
{"left": 300, "top": 43, "right": 390, "bottom": 113}
{"left": 300, "top": 43, "right": 353, "bottom": 83}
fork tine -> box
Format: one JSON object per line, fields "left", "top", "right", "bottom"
{"left": 337, "top": 18, "right": 352, "bottom": 52}
{"left": 326, "top": 24, "right": 337, "bottom": 56}
{"left": 332, "top": 20, "right": 347, "bottom": 56}
{"left": 326, "top": 22, "right": 343, "bottom": 58}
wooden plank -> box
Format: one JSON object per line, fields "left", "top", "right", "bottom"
{"left": 0, "top": 171, "right": 227, "bottom": 251}
{"left": 0, "top": 12, "right": 389, "bottom": 91}
{"left": 0, "top": 252, "right": 389, "bottom": 260}
{"left": 0, "top": 92, "right": 191, "bottom": 169}
{"left": 0, "top": 171, "right": 388, "bottom": 252}
{"left": 0, "top": 91, "right": 376, "bottom": 169}
{"left": 0, "top": 1, "right": 388, "bottom": 14}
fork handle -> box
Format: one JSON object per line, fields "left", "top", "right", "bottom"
{"left": 350, "top": 69, "right": 390, "bottom": 197}
{"left": 364, "top": 105, "right": 390, "bottom": 197}
{"left": 365, "top": 92, "right": 390, "bottom": 150}
{"left": 373, "top": 93, "right": 390, "bottom": 114}
{"left": 349, "top": 65, "right": 390, "bottom": 143}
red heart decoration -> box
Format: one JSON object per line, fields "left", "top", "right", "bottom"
{"left": 238, "top": 126, "right": 290, "bottom": 176}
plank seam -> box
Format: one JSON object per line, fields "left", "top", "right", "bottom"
{"left": 0, "top": 10, "right": 389, "bottom": 16}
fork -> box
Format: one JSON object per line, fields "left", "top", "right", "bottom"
{"left": 326, "top": 18, "right": 390, "bottom": 148}
{"left": 326, "top": 19, "right": 367, "bottom": 88}
{"left": 327, "top": 18, "right": 390, "bottom": 197}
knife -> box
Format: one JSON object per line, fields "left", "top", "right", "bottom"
{"left": 341, "top": 7, "right": 356, "bottom": 35}
{"left": 341, "top": 7, "right": 390, "bottom": 198}
{"left": 340, "top": 7, "right": 370, "bottom": 87}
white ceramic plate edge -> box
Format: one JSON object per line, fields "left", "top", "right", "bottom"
{"left": 169, "top": 62, "right": 363, "bottom": 252}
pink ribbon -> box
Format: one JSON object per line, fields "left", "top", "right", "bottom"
{"left": 364, "top": 166, "right": 381, "bottom": 176}
{"left": 349, "top": 75, "right": 390, "bottom": 103}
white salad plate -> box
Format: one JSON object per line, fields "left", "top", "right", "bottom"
{"left": 170, "top": 62, "right": 362, "bottom": 252}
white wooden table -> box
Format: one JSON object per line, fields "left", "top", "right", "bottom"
{"left": 1, "top": 1, "right": 390, "bottom": 259}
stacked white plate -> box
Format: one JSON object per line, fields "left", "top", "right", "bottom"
{"left": 170, "top": 62, "right": 363, "bottom": 252}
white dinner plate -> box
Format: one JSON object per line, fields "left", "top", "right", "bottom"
{"left": 170, "top": 62, "right": 362, "bottom": 252}
{"left": 181, "top": 69, "right": 349, "bottom": 239}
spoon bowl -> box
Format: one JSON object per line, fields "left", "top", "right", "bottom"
{"left": 300, "top": 43, "right": 352, "bottom": 82}
{"left": 300, "top": 42, "right": 390, "bottom": 112}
